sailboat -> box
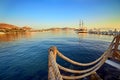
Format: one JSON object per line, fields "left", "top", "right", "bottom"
{"left": 75, "top": 20, "right": 87, "bottom": 33}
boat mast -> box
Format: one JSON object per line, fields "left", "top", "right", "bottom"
{"left": 79, "top": 20, "right": 82, "bottom": 28}
{"left": 79, "top": 20, "right": 84, "bottom": 28}
{"left": 82, "top": 20, "right": 84, "bottom": 28}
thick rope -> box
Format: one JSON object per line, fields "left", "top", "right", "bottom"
{"left": 49, "top": 51, "right": 63, "bottom": 80}
{"left": 48, "top": 35, "right": 119, "bottom": 80}
{"left": 60, "top": 39, "right": 114, "bottom": 79}
{"left": 57, "top": 51, "right": 108, "bottom": 73}
{"left": 58, "top": 45, "right": 113, "bottom": 74}
{"left": 62, "top": 57, "right": 106, "bottom": 79}
{"left": 57, "top": 49, "right": 111, "bottom": 67}
{"left": 48, "top": 64, "right": 56, "bottom": 80}
{"left": 57, "top": 36, "right": 115, "bottom": 67}
{"left": 57, "top": 56, "right": 104, "bottom": 74}
{"left": 62, "top": 47, "right": 112, "bottom": 80}
{"left": 61, "top": 38, "right": 115, "bottom": 79}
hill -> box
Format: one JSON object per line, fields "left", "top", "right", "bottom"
{"left": 0, "top": 23, "right": 19, "bottom": 29}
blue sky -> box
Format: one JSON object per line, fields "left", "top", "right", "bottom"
{"left": 0, "top": 0, "right": 120, "bottom": 29}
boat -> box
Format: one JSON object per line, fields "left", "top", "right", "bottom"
{"left": 75, "top": 28, "right": 87, "bottom": 33}
{"left": 75, "top": 20, "right": 87, "bottom": 33}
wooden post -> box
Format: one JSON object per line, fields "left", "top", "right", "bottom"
{"left": 48, "top": 46, "right": 56, "bottom": 80}
{"left": 112, "top": 35, "right": 120, "bottom": 61}
{"left": 90, "top": 72, "right": 103, "bottom": 80}
{"left": 114, "top": 35, "right": 120, "bottom": 51}
{"left": 48, "top": 46, "right": 63, "bottom": 80}
{"left": 49, "top": 46, "right": 58, "bottom": 60}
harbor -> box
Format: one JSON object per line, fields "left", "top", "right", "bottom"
{"left": 0, "top": 0, "right": 120, "bottom": 80}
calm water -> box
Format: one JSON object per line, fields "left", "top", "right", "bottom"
{"left": 0, "top": 30, "right": 114, "bottom": 80}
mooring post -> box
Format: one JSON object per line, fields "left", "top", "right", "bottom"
{"left": 90, "top": 72, "right": 103, "bottom": 80}
{"left": 49, "top": 46, "right": 58, "bottom": 60}
{"left": 48, "top": 46, "right": 63, "bottom": 80}
{"left": 111, "top": 35, "right": 120, "bottom": 61}
{"left": 114, "top": 35, "right": 120, "bottom": 51}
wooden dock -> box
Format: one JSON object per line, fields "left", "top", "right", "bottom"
{"left": 48, "top": 35, "right": 120, "bottom": 80}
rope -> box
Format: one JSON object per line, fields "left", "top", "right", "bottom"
{"left": 62, "top": 57, "right": 106, "bottom": 79}
{"left": 61, "top": 38, "right": 114, "bottom": 79}
{"left": 48, "top": 65, "right": 56, "bottom": 80}
{"left": 57, "top": 56, "right": 104, "bottom": 74}
{"left": 57, "top": 50, "right": 108, "bottom": 66}
{"left": 48, "top": 35, "right": 120, "bottom": 80}
{"left": 57, "top": 36, "right": 115, "bottom": 67}
{"left": 48, "top": 51, "right": 56, "bottom": 80}
{"left": 58, "top": 45, "right": 113, "bottom": 74}
{"left": 49, "top": 51, "right": 63, "bottom": 80}
{"left": 62, "top": 47, "right": 112, "bottom": 79}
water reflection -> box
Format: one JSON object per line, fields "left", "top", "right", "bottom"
{"left": 0, "top": 32, "right": 31, "bottom": 42}
{"left": 30, "top": 30, "right": 76, "bottom": 39}
{"left": 77, "top": 33, "right": 114, "bottom": 42}
{"left": 50, "top": 30, "right": 76, "bottom": 38}
{"left": 77, "top": 33, "right": 87, "bottom": 38}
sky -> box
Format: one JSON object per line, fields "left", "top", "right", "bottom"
{"left": 0, "top": 0, "right": 120, "bottom": 29}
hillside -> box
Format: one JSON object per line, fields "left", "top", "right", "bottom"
{"left": 0, "top": 23, "right": 19, "bottom": 29}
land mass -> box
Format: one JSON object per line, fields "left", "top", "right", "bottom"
{"left": 0, "top": 23, "right": 76, "bottom": 33}
{"left": 0, "top": 23, "right": 32, "bottom": 33}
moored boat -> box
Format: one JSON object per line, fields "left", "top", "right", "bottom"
{"left": 75, "top": 20, "right": 87, "bottom": 33}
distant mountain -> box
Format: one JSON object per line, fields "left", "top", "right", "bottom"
{"left": 0, "top": 23, "right": 19, "bottom": 29}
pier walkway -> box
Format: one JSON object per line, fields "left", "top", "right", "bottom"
{"left": 48, "top": 35, "right": 120, "bottom": 80}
